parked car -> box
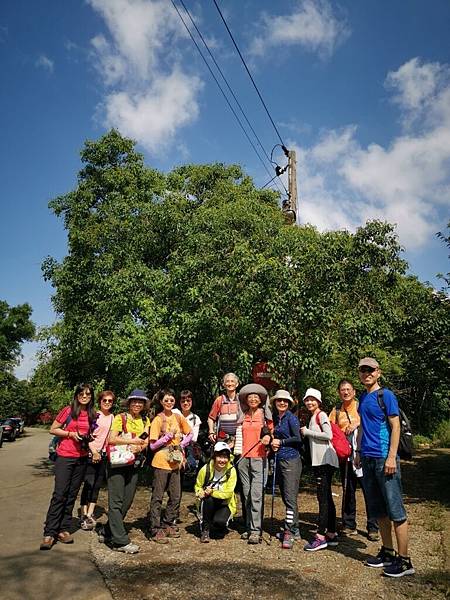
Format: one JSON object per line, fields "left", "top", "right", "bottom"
{"left": 0, "top": 418, "right": 19, "bottom": 441}
{"left": 9, "top": 417, "right": 25, "bottom": 435}
{"left": 0, "top": 424, "right": 3, "bottom": 448}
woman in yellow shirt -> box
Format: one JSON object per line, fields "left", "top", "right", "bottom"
{"left": 149, "top": 389, "right": 192, "bottom": 543}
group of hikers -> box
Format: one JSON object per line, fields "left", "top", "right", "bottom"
{"left": 40, "top": 357, "right": 415, "bottom": 578}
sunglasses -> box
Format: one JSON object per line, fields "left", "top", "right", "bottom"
{"left": 359, "top": 366, "right": 376, "bottom": 374}
{"left": 276, "top": 399, "right": 289, "bottom": 403}
{"left": 102, "top": 398, "right": 114, "bottom": 404}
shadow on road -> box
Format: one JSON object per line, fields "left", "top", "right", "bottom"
{"left": 401, "top": 448, "right": 450, "bottom": 508}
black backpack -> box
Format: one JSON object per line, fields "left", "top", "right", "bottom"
{"left": 377, "top": 388, "right": 413, "bottom": 460}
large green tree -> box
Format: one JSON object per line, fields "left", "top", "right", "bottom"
{"left": 0, "top": 300, "right": 35, "bottom": 418}
{"left": 40, "top": 130, "right": 449, "bottom": 431}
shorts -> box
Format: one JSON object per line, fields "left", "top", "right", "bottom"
{"left": 361, "top": 456, "right": 407, "bottom": 522}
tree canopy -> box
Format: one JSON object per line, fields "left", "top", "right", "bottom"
{"left": 36, "top": 130, "right": 449, "bottom": 433}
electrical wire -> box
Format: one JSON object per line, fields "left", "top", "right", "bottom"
{"left": 170, "top": 0, "right": 285, "bottom": 196}
{"left": 212, "top": 0, "right": 287, "bottom": 149}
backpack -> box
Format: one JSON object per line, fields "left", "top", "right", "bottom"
{"left": 376, "top": 388, "right": 413, "bottom": 460}
{"left": 316, "top": 412, "right": 352, "bottom": 461}
{"left": 48, "top": 413, "right": 72, "bottom": 462}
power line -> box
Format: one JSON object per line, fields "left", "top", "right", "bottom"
{"left": 212, "top": 0, "right": 287, "bottom": 150}
{"left": 178, "top": 0, "right": 273, "bottom": 168}
{"left": 170, "top": 0, "right": 285, "bottom": 196}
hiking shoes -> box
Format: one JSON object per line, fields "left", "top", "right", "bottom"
{"left": 57, "top": 531, "right": 74, "bottom": 544}
{"left": 200, "top": 530, "right": 210, "bottom": 543}
{"left": 40, "top": 536, "right": 55, "bottom": 550}
{"left": 240, "top": 532, "right": 250, "bottom": 540}
{"left": 304, "top": 536, "right": 328, "bottom": 552}
{"left": 152, "top": 529, "right": 169, "bottom": 544}
{"left": 366, "top": 546, "right": 396, "bottom": 568}
{"left": 325, "top": 533, "right": 339, "bottom": 547}
{"left": 281, "top": 531, "right": 294, "bottom": 550}
{"left": 276, "top": 529, "right": 301, "bottom": 541}
{"left": 342, "top": 527, "right": 357, "bottom": 536}
{"left": 164, "top": 526, "right": 180, "bottom": 538}
{"left": 114, "top": 542, "right": 140, "bottom": 554}
{"left": 247, "top": 533, "right": 261, "bottom": 545}
{"left": 367, "top": 530, "right": 380, "bottom": 542}
{"left": 80, "top": 515, "right": 96, "bottom": 531}
{"left": 383, "top": 556, "right": 415, "bottom": 578}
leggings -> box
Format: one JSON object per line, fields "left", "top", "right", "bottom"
{"left": 312, "top": 464, "right": 336, "bottom": 536}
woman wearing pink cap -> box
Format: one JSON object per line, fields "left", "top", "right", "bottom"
{"left": 301, "top": 387, "right": 339, "bottom": 551}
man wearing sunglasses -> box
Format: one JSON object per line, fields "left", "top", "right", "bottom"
{"left": 355, "top": 357, "right": 414, "bottom": 578}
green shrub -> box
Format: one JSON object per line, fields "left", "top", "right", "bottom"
{"left": 413, "top": 434, "right": 432, "bottom": 448}
{"left": 433, "top": 419, "right": 450, "bottom": 448}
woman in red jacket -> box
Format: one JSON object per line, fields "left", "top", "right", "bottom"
{"left": 40, "top": 383, "right": 97, "bottom": 550}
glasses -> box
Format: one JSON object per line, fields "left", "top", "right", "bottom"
{"left": 276, "top": 399, "right": 289, "bottom": 404}
{"left": 180, "top": 399, "right": 192, "bottom": 404}
{"left": 359, "top": 366, "right": 376, "bottom": 374}
{"left": 102, "top": 398, "right": 113, "bottom": 404}
{"left": 162, "top": 398, "right": 175, "bottom": 403}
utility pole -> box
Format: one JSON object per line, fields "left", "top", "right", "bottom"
{"left": 287, "top": 149, "right": 298, "bottom": 218}
{"left": 280, "top": 146, "right": 297, "bottom": 223}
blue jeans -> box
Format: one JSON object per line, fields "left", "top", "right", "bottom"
{"left": 361, "top": 456, "right": 407, "bottom": 522}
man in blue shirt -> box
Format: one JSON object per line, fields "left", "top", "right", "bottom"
{"left": 356, "top": 357, "right": 414, "bottom": 578}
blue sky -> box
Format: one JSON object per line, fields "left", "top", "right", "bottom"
{"left": 1, "top": 0, "right": 449, "bottom": 379}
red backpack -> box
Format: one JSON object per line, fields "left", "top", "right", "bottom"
{"left": 315, "top": 412, "right": 351, "bottom": 461}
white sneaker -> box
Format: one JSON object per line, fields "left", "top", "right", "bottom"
{"left": 115, "top": 542, "right": 140, "bottom": 554}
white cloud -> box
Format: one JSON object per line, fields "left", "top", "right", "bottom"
{"left": 88, "top": 0, "right": 202, "bottom": 154}
{"left": 249, "top": 0, "right": 350, "bottom": 59}
{"left": 35, "top": 54, "right": 54, "bottom": 73}
{"left": 294, "top": 59, "right": 450, "bottom": 249}
{"left": 103, "top": 69, "right": 202, "bottom": 154}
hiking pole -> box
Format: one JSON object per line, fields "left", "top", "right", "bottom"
{"left": 269, "top": 454, "right": 277, "bottom": 545}
{"left": 260, "top": 457, "right": 266, "bottom": 544}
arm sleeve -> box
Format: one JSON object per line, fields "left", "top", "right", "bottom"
{"left": 211, "top": 467, "right": 237, "bottom": 501}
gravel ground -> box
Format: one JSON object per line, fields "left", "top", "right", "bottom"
{"left": 90, "top": 449, "right": 450, "bottom": 600}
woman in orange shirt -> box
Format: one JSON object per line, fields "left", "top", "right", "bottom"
{"left": 236, "top": 383, "right": 273, "bottom": 545}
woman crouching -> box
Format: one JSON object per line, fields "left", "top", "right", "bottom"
{"left": 195, "top": 441, "right": 237, "bottom": 543}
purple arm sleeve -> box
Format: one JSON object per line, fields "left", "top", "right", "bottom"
{"left": 180, "top": 431, "right": 193, "bottom": 449}
{"left": 150, "top": 433, "right": 171, "bottom": 451}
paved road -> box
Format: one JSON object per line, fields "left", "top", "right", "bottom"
{"left": 0, "top": 428, "right": 112, "bottom": 600}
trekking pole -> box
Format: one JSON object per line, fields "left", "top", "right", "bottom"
{"left": 269, "top": 454, "right": 277, "bottom": 545}
{"left": 260, "top": 457, "right": 266, "bottom": 544}
{"left": 342, "top": 458, "right": 348, "bottom": 528}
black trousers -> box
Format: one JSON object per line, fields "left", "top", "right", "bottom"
{"left": 44, "top": 456, "right": 87, "bottom": 537}
{"left": 313, "top": 464, "right": 336, "bottom": 536}
{"left": 80, "top": 457, "right": 107, "bottom": 506}
{"left": 340, "top": 461, "right": 378, "bottom": 532}
{"left": 201, "top": 495, "right": 231, "bottom": 531}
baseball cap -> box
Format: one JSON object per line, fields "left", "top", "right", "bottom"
{"left": 358, "top": 357, "right": 380, "bottom": 369}
{"left": 214, "top": 441, "right": 231, "bottom": 454}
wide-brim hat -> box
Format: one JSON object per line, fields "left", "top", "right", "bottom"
{"left": 303, "top": 387, "right": 322, "bottom": 404}
{"left": 121, "top": 388, "right": 149, "bottom": 410}
{"left": 238, "top": 383, "right": 272, "bottom": 422}
{"left": 270, "top": 389, "right": 296, "bottom": 408}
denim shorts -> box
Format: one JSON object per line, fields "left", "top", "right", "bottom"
{"left": 361, "top": 456, "right": 407, "bottom": 522}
